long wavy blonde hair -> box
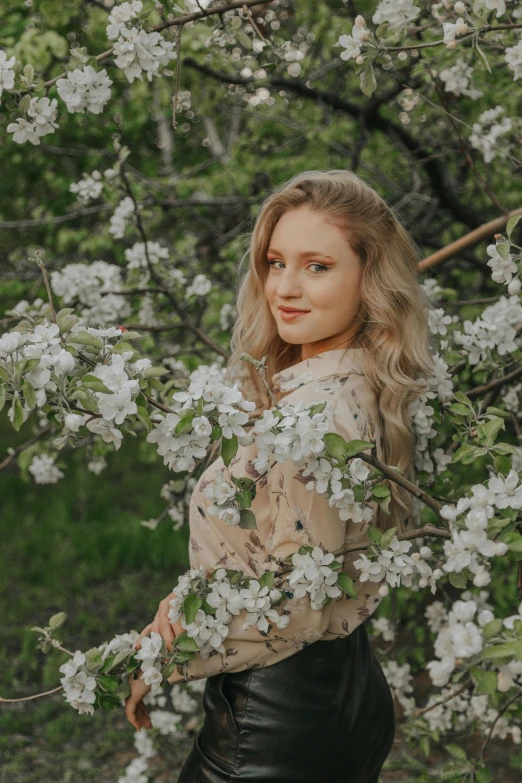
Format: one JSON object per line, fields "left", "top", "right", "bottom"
{"left": 217, "top": 169, "right": 435, "bottom": 534}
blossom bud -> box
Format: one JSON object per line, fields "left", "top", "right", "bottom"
{"left": 454, "top": 1, "right": 466, "bottom": 13}
{"left": 64, "top": 413, "right": 85, "bottom": 433}
{"left": 419, "top": 546, "right": 432, "bottom": 559}
{"left": 355, "top": 54, "right": 365, "bottom": 65}
{"left": 508, "top": 278, "right": 521, "bottom": 295}
{"left": 378, "top": 583, "right": 389, "bottom": 597}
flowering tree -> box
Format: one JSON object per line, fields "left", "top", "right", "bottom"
{"left": 2, "top": 0, "right": 522, "bottom": 780}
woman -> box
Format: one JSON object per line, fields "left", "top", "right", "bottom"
{"left": 124, "top": 170, "right": 435, "bottom": 781}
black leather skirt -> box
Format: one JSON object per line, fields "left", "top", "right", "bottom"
{"left": 177, "top": 624, "right": 395, "bottom": 782}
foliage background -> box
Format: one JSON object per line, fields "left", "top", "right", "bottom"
{"left": 2, "top": 0, "right": 522, "bottom": 779}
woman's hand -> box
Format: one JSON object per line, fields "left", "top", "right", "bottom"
{"left": 124, "top": 668, "right": 153, "bottom": 731}
{"left": 134, "top": 592, "right": 184, "bottom": 654}
{"left": 124, "top": 592, "right": 185, "bottom": 731}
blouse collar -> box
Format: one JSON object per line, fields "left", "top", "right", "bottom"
{"left": 271, "top": 347, "right": 364, "bottom": 393}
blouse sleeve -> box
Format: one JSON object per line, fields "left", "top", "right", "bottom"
{"left": 167, "top": 379, "right": 384, "bottom": 684}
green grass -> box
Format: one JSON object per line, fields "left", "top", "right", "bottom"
{"left": 0, "top": 420, "right": 192, "bottom": 781}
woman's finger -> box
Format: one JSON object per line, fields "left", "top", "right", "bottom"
{"left": 134, "top": 622, "right": 154, "bottom": 650}
{"left": 158, "top": 605, "right": 176, "bottom": 652}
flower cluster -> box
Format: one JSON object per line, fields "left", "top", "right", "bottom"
{"left": 146, "top": 379, "right": 255, "bottom": 473}
{"left": 354, "top": 533, "right": 442, "bottom": 594}
{"left": 109, "top": 196, "right": 135, "bottom": 238}
{"left": 287, "top": 546, "right": 344, "bottom": 610}
{"left": 56, "top": 65, "right": 113, "bottom": 115}
{"left": 50, "top": 260, "right": 131, "bottom": 326}
{"left": 59, "top": 650, "right": 98, "bottom": 715}
{"left": 0, "top": 49, "right": 16, "bottom": 100}
{"left": 125, "top": 240, "right": 169, "bottom": 270}
{"left": 7, "top": 96, "right": 59, "bottom": 145}
{"left": 439, "top": 474, "right": 516, "bottom": 587}
{"left": 106, "top": 0, "right": 176, "bottom": 84}
{"left": 69, "top": 170, "right": 104, "bottom": 204}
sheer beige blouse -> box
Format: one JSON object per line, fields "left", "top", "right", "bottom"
{"left": 167, "top": 347, "right": 385, "bottom": 684}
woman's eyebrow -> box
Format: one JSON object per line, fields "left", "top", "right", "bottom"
{"left": 267, "top": 248, "right": 335, "bottom": 260}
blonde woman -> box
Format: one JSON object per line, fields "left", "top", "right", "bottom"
{"left": 125, "top": 170, "right": 435, "bottom": 781}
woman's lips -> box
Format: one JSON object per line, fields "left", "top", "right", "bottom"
{"left": 279, "top": 308, "right": 310, "bottom": 321}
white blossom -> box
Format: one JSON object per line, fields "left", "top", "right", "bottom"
{"left": 113, "top": 27, "right": 176, "bottom": 84}
{"left": 109, "top": 196, "right": 135, "bottom": 238}
{"left": 56, "top": 66, "right": 112, "bottom": 114}
{"left": 505, "top": 39, "right": 522, "bottom": 81}
{"left": 69, "top": 170, "right": 104, "bottom": 204}
{"left": 373, "top": 0, "right": 420, "bottom": 29}
{"left": 443, "top": 17, "right": 469, "bottom": 49}
{"left": 185, "top": 273, "right": 212, "bottom": 298}
{"left": 28, "top": 454, "right": 64, "bottom": 484}
{"left": 0, "top": 50, "right": 16, "bottom": 99}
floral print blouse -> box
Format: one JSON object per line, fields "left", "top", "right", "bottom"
{"left": 167, "top": 347, "right": 385, "bottom": 684}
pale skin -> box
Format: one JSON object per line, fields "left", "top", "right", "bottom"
{"left": 125, "top": 205, "right": 363, "bottom": 730}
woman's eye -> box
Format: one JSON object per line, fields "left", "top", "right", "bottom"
{"left": 267, "top": 259, "right": 328, "bottom": 273}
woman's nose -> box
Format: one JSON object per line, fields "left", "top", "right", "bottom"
{"left": 275, "top": 271, "right": 302, "bottom": 297}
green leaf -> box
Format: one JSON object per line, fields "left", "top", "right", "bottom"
{"left": 476, "top": 766, "right": 492, "bottom": 783}
{"left": 238, "top": 508, "right": 258, "bottom": 529}
{"left": 183, "top": 594, "right": 202, "bottom": 625}
{"left": 372, "top": 485, "right": 391, "bottom": 501}
{"left": 337, "top": 572, "right": 358, "bottom": 599}
{"left": 68, "top": 331, "right": 104, "bottom": 350}
{"left": 85, "top": 647, "right": 103, "bottom": 670}
{"left": 143, "top": 365, "right": 169, "bottom": 378}
{"left": 175, "top": 412, "right": 196, "bottom": 434}
{"left": 113, "top": 680, "right": 131, "bottom": 700}
{"left": 449, "top": 570, "right": 467, "bottom": 589}
{"left": 449, "top": 403, "right": 473, "bottom": 417}
{"left": 478, "top": 640, "right": 522, "bottom": 661}
{"left": 379, "top": 527, "right": 397, "bottom": 551}
{"left": 175, "top": 633, "right": 200, "bottom": 652}
{"left": 120, "top": 331, "right": 142, "bottom": 340}
{"left": 101, "top": 654, "right": 116, "bottom": 674}
{"left": 235, "top": 489, "right": 253, "bottom": 508}
{"left": 136, "top": 406, "right": 152, "bottom": 432}
{"left": 452, "top": 445, "right": 487, "bottom": 464}
{"left": 173, "top": 650, "right": 198, "bottom": 664}
{"left": 506, "top": 214, "right": 521, "bottom": 238}
{"left": 474, "top": 37, "right": 492, "bottom": 74}
{"left": 11, "top": 397, "right": 24, "bottom": 431}
{"left": 81, "top": 379, "right": 111, "bottom": 394}
{"left": 446, "top": 743, "right": 467, "bottom": 761}
{"left": 21, "top": 380, "right": 35, "bottom": 410}
{"left": 161, "top": 661, "right": 178, "bottom": 679}
{"left": 236, "top": 29, "right": 252, "bottom": 49}
{"left": 98, "top": 675, "right": 120, "bottom": 693}
{"left": 56, "top": 312, "right": 79, "bottom": 332}
{"left": 470, "top": 665, "right": 497, "bottom": 695}
{"left": 97, "top": 692, "right": 121, "bottom": 711}
{"left": 503, "top": 532, "right": 522, "bottom": 552}
{"left": 475, "top": 418, "right": 505, "bottom": 448}
{"left": 453, "top": 391, "right": 474, "bottom": 409}
{"left": 323, "top": 433, "right": 348, "bottom": 459}
{"left": 259, "top": 570, "right": 275, "bottom": 590}
{"left": 367, "top": 526, "right": 383, "bottom": 545}
{"left": 48, "top": 612, "right": 66, "bottom": 630}
{"left": 485, "top": 407, "right": 511, "bottom": 419}
{"left": 482, "top": 618, "right": 503, "bottom": 640}
{"left": 0, "top": 384, "right": 6, "bottom": 411}
{"left": 221, "top": 435, "right": 239, "bottom": 466}
{"left": 125, "top": 655, "right": 141, "bottom": 673}
{"left": 345, "top": 439, "right": 374, "bottom": 458}
{"left": 112, "top": 649, "right": 131, "bottom": 668}
{"left": 360, "top": 63, "right": 377, "bottom": 97}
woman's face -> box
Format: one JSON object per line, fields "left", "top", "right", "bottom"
{"left": 263, "top": 206, "right": 363, "bottom": 360}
